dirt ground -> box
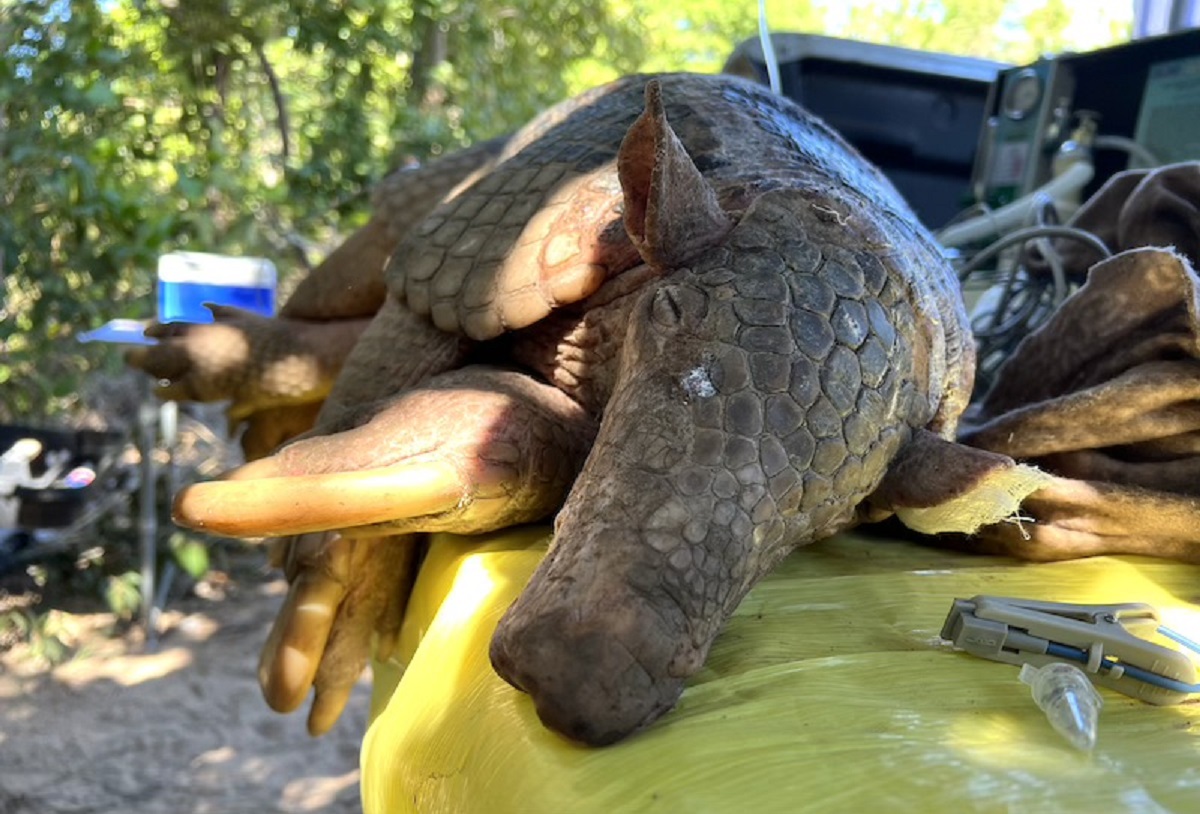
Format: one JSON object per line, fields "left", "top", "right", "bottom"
{"left": 0, "top": 566, "right": 372, "bottom": 814}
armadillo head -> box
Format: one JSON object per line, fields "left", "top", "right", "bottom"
{"left": 489, "top": 81, "right": 935, "bottom": 744}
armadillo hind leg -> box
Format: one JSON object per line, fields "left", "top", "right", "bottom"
{"left": 313, "top": 295, "right": 470, "bottom": 433}
{"left": 172, "top": 366, "right": 599, "bottom": 539}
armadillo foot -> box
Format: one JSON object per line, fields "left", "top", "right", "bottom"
{"left": 172, "top": 365, "right": 598, "bottom": 539}
{"left": 258, "top": 531, "right": 419, "bottom": 736}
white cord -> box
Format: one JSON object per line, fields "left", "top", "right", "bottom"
{"left": 758, "top": 0, "right": 780, "bottom": 95}
{"left": 1093, "top": 135, "right": 1161, "bottom": 170}
{"left": 937, "top": 161, "right": 1095, "bottom": 248}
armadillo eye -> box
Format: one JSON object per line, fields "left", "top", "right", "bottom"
{"left": 649, "top": 284, "right": 707, "bottom": 330}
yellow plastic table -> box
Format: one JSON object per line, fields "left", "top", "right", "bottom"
{"left": 363, "top": 528, "right": 1200, "bottom": 813}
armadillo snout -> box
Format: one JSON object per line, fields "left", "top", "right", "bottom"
{"left": 489, "top": 567, "right": 697, "bottom": 745}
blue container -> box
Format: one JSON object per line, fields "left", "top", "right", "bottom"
{"left": 157, "top": 252, "right": 276, "bottom": 324}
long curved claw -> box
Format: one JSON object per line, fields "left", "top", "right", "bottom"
{"left": 258, "top": 537, "right": 345, "bottom": 714}
{"left": 259, "top": 532, "right": 419, "bottom": 735}
{"left": 172, "top": 460, "right": 466, "bottom": 538}
{"left": 174, "top": 367, "right": 597, "bottom": 540}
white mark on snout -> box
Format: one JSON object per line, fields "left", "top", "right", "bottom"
{"left": 681, "top": 366, "right": 716, "bottom": 399}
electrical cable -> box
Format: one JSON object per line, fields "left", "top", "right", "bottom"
{"left": 1032, "top": 198, "right": 1069, "bottom": 309}
{"left": 972, "top": 269, "right": 1042, "bottom": 340}
{"left": 951, "top": 125, "right": 1158, "bottom": 403}
{"left": 757, "top": 0, "right": 780, "bottom": 95}
{"left": 1158, "top": 625, "right": 1200, "bottom": 655}
{"left": 1093, "top": 135, "right": 1161, "bottom": 169}
{"left": 956, "top": 225, "right": 1112, "bottom": 280}
{"left": 958, "top": 221, "right": 1114, "bottom": 397}
{"left": 936, "top": 162, "right": 1095, "bottom": 248}
{"left": 1045, "top": 641, "right": 1200, "bottom": 696}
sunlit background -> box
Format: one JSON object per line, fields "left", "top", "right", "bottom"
{"left": 0, "top": 0, "right": 1175, "bottom": 422}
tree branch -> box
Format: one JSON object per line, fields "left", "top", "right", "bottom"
{"left": 406, "top": 7, "right": 448, "bottom": 111}
{"left": 253, "top": 40, "right": 291, "bottom": 160}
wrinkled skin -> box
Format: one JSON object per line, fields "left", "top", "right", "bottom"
{"left": 170, "top": 73, "right": 974, "bottom": 743}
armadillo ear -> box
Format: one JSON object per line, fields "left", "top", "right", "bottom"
{"left": 618, "top": 80, "right": 733, "bottom": 270}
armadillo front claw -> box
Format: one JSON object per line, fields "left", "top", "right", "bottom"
{"left": 258, "top": 532, "right": 419, "bottom": 736}
{"left": 258, "top": 535, "right": 346, "bottom": 715}
{"left": 172, "top": 460, "right": 467, "bottom": 538}
{"left": 174, "top": 366, "right": 598, "bottom": 539}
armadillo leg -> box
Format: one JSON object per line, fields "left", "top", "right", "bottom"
{"left": 173, "top": 366, "right": 597, "bottom": 539}
{"left": 962, "top": 479, "right": 1200, "bottom": 563}
{"left": 258, "top": 531, "right": 420, "bottom": 735}
{"left": 871, "top": 432, "right": 1200, "bottom": 562}
{"left": 313, "top": 294, "right": 470, "bottom": 432}
{"left": 865, "top": 429, "right": 1051, "bottom": 536}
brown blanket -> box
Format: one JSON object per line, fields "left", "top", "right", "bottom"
{"left": 1033, "top": 162, "right": 1200, "bottom": 276}
{"left": 945, "top": 162, "right": 1200, "bottom": 562}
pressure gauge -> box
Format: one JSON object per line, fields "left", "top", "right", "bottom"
{"left": 1002, "top": 68, "right": 1043, "bottom": 121}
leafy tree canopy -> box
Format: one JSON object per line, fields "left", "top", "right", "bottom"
{"left": 0, "top": 0, "right": 1130, "bottom": 420}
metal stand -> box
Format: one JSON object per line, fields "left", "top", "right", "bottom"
{"left": 79, "top": 320, "right": 190, "bottom": 649}
{"left": 136, "top": 379, "right": 178, "bottom": 650}
{"left": 137, "top": 383, "right": 159, "bottom": 647}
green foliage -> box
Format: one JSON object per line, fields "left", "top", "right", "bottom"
{"left": 0, "top": 0, "right": 1132, "bottom": 425}
{"left": 827, "top": 0, "right": 1083, "bottom": 64}
{"left": 2, "top": 2, "right": 159, "bottom": 419}
{"left": 0, "top": 601, "right": 101, "bottom": 665}
{"left": 102, "top": 569, "right": 142, "bottom": 621}
{"left": 0, "top": 609, "right": 70, "bottom": 664}
{"left": 0, "top": 0, "right": 644, "bottom": 422}
{"left": 0, "top": 607, "right": 35, "bottom": 650}
{"left": 169, "top": 531, "right": 211, "bottom": 580}
{"left": 0, "top": 496, "right": 221, "bottom": 642}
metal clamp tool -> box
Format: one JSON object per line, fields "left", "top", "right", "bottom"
{"left": 941, "top": 595, "right": 1200, "bottom": 705}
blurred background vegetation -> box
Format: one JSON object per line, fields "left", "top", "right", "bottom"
{"left": 0, "top": 0, "right": 1133, "bottom": 422}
